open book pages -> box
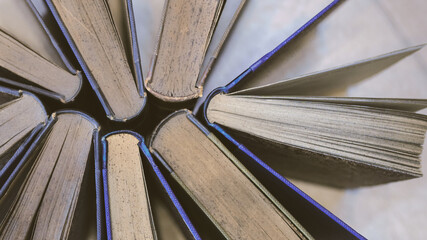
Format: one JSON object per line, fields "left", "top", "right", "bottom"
{"left": 205, "top": 44, "right": 427, "bottom": 188}
{"left": 207, "top": 94, "right": 427, "bottom": 187}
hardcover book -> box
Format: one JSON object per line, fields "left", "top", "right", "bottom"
{"left": 99, "top": 131, "right": 200, "bottom": 240}
{"left": 0, "top": 96, "right": 99, "bottom": 239}
{"left": 0, "top": 0, "right": 82, "bottom": 103}
{"left": 200, "top": 1, "right": 427, "bottom": 188}
{"left": 29, "top": 0, "right": 146, "bottom": 121}
{"left": 149, "top": 109, "right": 363, "bottom": 239}
{"left": 145, "top": 0, "right": 246, "bottom": 106}
{"left": 0, "top": 0, "right": 426, "bottom": 239}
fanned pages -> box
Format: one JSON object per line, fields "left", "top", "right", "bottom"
{"left": 205, "top": 44, "right": 427, "bottom": 188}
{"left": 232, "top": 45, "right": 425, "bottom": 96}
{"left": 150, "top": 110, "right": 312, "bottom": 239}
{"left": 103, "top": 133, "right": 156, "bottom": 240}
{"left": 145, "top": 0, "right": 245, "bottom": 103}
{"left": 47, "top": 0, "right": 145, "bottom": 121}
{"left": 0, "top": 111, "right": 98, "bottom": 239}
{"left": 0, "top": 0, "right": 81, "bottom": 103}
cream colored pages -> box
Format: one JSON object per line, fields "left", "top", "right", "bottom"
{"left": 106, "top": 133, "right": 155, "bottom": 240}
{"left": 0, "top": 30, "right": 81, "bottom": 102}
{"left": 151, "top": 111, "right": 305, "bottom": 240}
{"left": 0, "top": 93, "right": 46, "bottom": 164}
{"left": 231, "top": 45, "right": 424, "bottom": 96}
{"left": 146, "top": 0, "right": 222, "bottom": 101}
{"left": 50, "top": 0, "right": 144, "bottom": 120}
{"left": 206, "top": 94, "right": 427, "bottom": 187}
{"left": 0, "top": 0, "right": 65, "bottom": 68}
{"left": 1, "top": 113, "right": 97, "bottom": 239}
{"left": 235, "top": 96, "right": 427, "bottom": 112}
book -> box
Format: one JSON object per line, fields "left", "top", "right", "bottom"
{"left": 203, "top": 45, "right": 427, "bottom": 188}
{"left": 0, "top": 87, "right": 47, "bottom": 214}
{"left": 0, "top": 108, "right": 99, "bottom": 239}
{"left": 0, "top": 0, "right": 425, "bottom": 239}
{"left": 99, "top": 131, "right": 200, "bottom": 240}
{"left": 0, "top": 87, "right": 46, "bottom": 172}
{"left": 149, "top": 109, "right": 364, "bottom": 239}
{"left": 35, "top": 0, "right": 146, "bottom": 121}
{"left": 0, "top": 0, "right": 82, "bottom": 103}
{"left": 145, "top": 0, "right": 246, "bottom": 105}
{"left": 101, "top": 132, "right": 156, "bottom": 240}
{"left": 197, "top": 1, "right": 427, "bottom": 188}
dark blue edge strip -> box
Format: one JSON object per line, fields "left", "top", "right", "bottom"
{"left": 93, "top": 130, "right": 104, "bottom": 240}
{"left": 140, "top": 142, "right": 201, "bottom": 240}
{"left": 0, "top": 85, "right": 20, "bottom": 97}
{"left": 201, "top": 0, "right": 365, "bottom": 239}
{"left": 0, "top": 75, "right": 64, "bottom": 103}
{"left": 101, "top": 138, "right": 112, "bottom": 240}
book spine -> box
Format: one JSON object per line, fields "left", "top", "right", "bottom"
{"left": 100, "top": 137, "right": 112, "bottom": 240}
{"left": 93, "top": 130, "right": 105, "bottom": 240}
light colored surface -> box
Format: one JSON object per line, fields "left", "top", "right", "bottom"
{"left": 194, "top": 0, "right": 427, "bottom": 239}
